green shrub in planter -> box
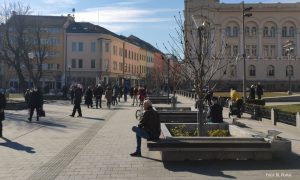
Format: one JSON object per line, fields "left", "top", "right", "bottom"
{"left": 207, "top": 129, "right": 230, "bottom": 137}
{"left": 170, "top": 125, "right": 197, "bottom": 137}
{"left": 246, "top": 99, "right": 265, "bottom": 106}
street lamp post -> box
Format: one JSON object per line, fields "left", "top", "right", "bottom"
{"left": 283, "top": 40, "right": 295, "bottom": 95}
{"left": 242, "top": 1, "right": 253, "bottom": 102}
{"left": 167, "top": 58, "right": 170, "bottom": 104}
{"left": 68, "top": 65, "right": 71, "bottom": 86}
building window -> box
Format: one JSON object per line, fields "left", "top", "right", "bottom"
{"left": 270, "top": 27, "right": 276, "bottom": 37}
{"left": 270, "top": 45, "right": 276, "bottom": 57}
{"left": 91, "top": 59, "right": 95, "bottom": 68}
{"left": 286, "top": 65, "right": 294, "bottom": 77}
{"left": 251, "top": 27, "right": 257, "bottom": 36}
{"left": 72, "top": 42, "right": 76, "bottom": 52}
{"left": 289, "top": 27, "right": 295, "bottom": 37}
{"left": 125, "top": 50, "right": 127, "bottom": 58}
{"left": 263, "top": 27, "right": 269, "bottom": 37}
{"left": 282, "top": 26, "right": 287, "bottom": 37}
{"left": 129, "top": 50, "right": 131, "bottom": 59}
{"left": 249, "top": 65, "right": 256, "bottom": 77}
{"left": 113, "top": 61, "right": 117, "bottom": 70}
{"left": 78, "top": 42, "right": 83, "bottom": 52}
{"left": 232, "top": 26, "right": 239, "bottom": 37}
{"left": 225, "top": 26, "right": 231, "bottom": 37}
{"left": 119, "top": 48, "right": 123, "bottom": 56}
{"left": 245, "top": 45, "right": 250, "bottom": 56}
{"left": 264, "top": 45, "right": 269, "bottom": 57}
{"left": 119, "top": 62, "right": 123, "bottom": 71}
{"left": 105, "top": 43, "right": 109, "bottom": 52}
{"left": 267, "top": 65, "right": 275, "bottom": 77}
{"left": 78, "top": 59, "right": 83, "bottom": 68}
{"left": 91, "top": 42, "right": 96, "bottom": 53}
{"left": 245, "top": 26, "right": 250, "bottom": 37}
{"left": 71, "top": 59, "right": 76, "bottom": 68}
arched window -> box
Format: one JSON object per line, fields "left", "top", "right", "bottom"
{"left": 289, "top": 26, "right": 295, "bottom": 37}
{"left": 251, "top": 27, "right": 257, "bottom": 36}
{"left": 225, "top": 26, "right": 231, "bottom": 37}
{"left": 245, "top": 26, "right": 250, "bottom": 36}
{"left": 263, "top": 27, "right": 269, "bottom": 37}
{"left": 282, "top": 26, "right": 287, "bottom": 37}
{"left": 229, "top": 65, "right": 237, "bottom": 77}
{"left": 267, "top": 65, "right": 275, "bottom": 77}
{"left": 249, "top": 65, "right": 256, "bottom": 77}
{"left": 270, "top": 27, "right": 276, "bottom": 37}
{"left": 233, "top": 26, "right": 239, "bottom": 37}
{"left": 286, "top": 65, "right": 294, "bottom": 77}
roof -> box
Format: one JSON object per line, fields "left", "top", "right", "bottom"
{"left": 127, "top": 35, "right": 161, "bottom": 53}
{"left": 7, "top": 15, "right": 74, "bottom": 27}
{"left": 66, "top": 22, "right": 120, "bottom": 39}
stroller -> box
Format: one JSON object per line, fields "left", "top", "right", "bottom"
{"left": 228, "top": 99, "right": 243, "bottom": 118}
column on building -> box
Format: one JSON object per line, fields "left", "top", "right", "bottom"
{"left": 258, "top": 28, "right": 263, "bottom": 59}
{"left": 277, "top": 28, "right": 282, "bottom": 59}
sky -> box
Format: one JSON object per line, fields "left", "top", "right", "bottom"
{"left": 2, "top": 0, "right": 300, "bottom": 52}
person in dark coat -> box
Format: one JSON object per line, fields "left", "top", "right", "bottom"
{"left": 130, "top": 100, "right": 161, "bottom": 157}
{"left": 24, "top": 89, "right": 31, "bottom": 108}
{"left": 28, "top": 88, "right": 43, "bottom": 122}
{"left": 248, "top": 84, "right": 256, "bottom": 100}
{"left": 256, "top": 82, "right": 264, "bottom": 100}
{"left": 94, "top": 84, "right": 103, "bottom": 108}
{"left": 70, "top": 85, "right": 83, "bottom": 117}
{"left": 105, "top": 86, "right": 113, "bottom": 109}
{"left": 70, "top": 86, "right": 75, "bottom": 104}
{"left": 0, "top": 91, "right": 7, "bottom": 137}
{"left": 85, "top": 86, "right": 93, "bottom": 108}
{"left": 207, "top": 97, "right": 223, "bottom": 123}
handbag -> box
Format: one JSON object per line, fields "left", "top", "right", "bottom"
{"left": 39, "top": 109, "right": 45, "bottom": 117}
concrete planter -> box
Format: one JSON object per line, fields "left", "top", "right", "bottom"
{"left": 151, "top": 123, "right": 291, "bottom": 161}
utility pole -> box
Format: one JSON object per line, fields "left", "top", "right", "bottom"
{"left": 242, "top": 1, "right": 253, "bottom": 101}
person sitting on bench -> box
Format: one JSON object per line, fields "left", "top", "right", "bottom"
{"left": 130, "top": 99, "right": 161, "bottom": 157}
{"left": 207, "top": 97, "right": 223, "bottom": 123}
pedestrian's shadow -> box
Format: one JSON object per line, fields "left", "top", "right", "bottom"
{"left": 0, "top": 137, "right": 36, "bottom": 153}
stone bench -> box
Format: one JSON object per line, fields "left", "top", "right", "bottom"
{"left": 149, "top": 97, "right": 171, "bottom": 104}
{"left": 147, "top": 137, "right": 272, "bottom": 161}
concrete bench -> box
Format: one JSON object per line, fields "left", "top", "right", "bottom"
{"left": 147, "top": 138, "right": 272, "bottom": 161}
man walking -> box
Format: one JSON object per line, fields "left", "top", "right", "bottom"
{"left": 94, "top": 84, "right": 103, "bottom": 108}
{"left": 70, "top": 84, "right": 83, "bottom": 117}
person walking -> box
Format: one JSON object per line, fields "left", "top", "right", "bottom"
{"left": 70, "top": 86, "right": 75, "bottom": 104}
{"left": 132, "top": 85, "right": 139, "bottom": 106}
{"left": 94, "top": 84, "right": 103, "bottom": 108}
{"left": 85, "top": 86, "right": 93, "bottom": 108}
{"left": 28, "top": 88, "right": 43, "bottom": 122}
{"left": 249, "top": 84, "right": 256, "bottom": 100}
{"left": 0, "top": 90, "right": 6, "bottom": 137}
{"left": 70, "top": 85, "right": 83, "bottom": 117}
{"left": 207, "top": 97, "right": 223, "bottom": 123}
{"left": 256, "top": 82, "right": 264, "bottom": 100}
{"left": 130, "top": 100, "right": 161, "bottom": 157}
{"left": 105, "top": 86, "right": 113, "bottom": 109}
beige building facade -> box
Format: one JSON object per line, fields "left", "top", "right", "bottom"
{"left": 185, "top": 0, "right": 300, "bottom": 91}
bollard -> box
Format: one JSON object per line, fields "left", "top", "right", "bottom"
{"left": 297, "top": 112, "right": 300, "bottom": 130}
{"left": 271, "top": 108, "right": 278, "bottom": 126}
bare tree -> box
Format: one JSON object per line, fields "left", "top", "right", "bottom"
{"left": 0, "top": 1, "right": 50, "bottom": 92}
{"left": 164, "top": 11, "right": 236, "bottom": 136}
{"left": 0, "top": 1, "right": 31, "bottom": 93}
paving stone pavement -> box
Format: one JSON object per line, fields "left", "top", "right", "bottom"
{"left": 0, "top": 96, "right": 300, "bottom": 180}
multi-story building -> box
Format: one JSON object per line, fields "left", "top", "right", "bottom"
{"left": 66, "top": 23, "right": 154, "bottom": 88}
{"left": 1, "top": 15, "right": 74, "bottom": 91}
{"left": 185, "top": 0, "right": 300, "bottom": 91}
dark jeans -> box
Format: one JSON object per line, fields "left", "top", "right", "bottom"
{"left": 72, "top": 103, "right": 82, "bottom": 116}
{"left": 0, "top": 121, "right": 2, "bottom": 137}
{"left": 132, "top": 126, "right": 150, "bottom": 153}
{"left": 29, "top": 107, "right": 39, "bottom": 121}
{"left": 95, "top": 96, "right": 102, "bottom": 108}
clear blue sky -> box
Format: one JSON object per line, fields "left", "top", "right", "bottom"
{"left": 6, "top": 0, "right": 300, "bottom": 52}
